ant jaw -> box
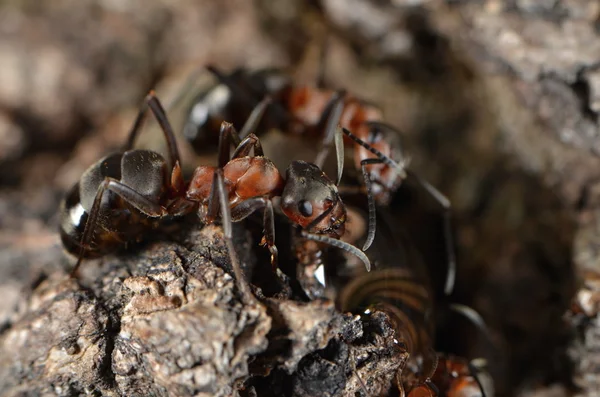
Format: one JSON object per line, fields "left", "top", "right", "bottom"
{"left": 303, "top": 201, "right": 347, "bottom": 238}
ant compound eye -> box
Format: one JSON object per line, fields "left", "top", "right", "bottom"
{"left": 298, "top": 200, "right": 313, "bottom": 217}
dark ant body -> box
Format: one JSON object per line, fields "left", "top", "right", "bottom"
{"left": 333, "top": 201, "right": 490, "bottom": 397}
{"left": 180, "top": 66, "right": 456, "bottom": 295}
{"left": 60, "top": 93, "right": 370, "bottom": 302}
{"left": 182, "top": 68, "right": 291, "bottom": 155}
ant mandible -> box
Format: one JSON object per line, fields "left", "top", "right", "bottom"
{"left": 60, "top": 92, "right": 370, "bottom": 302}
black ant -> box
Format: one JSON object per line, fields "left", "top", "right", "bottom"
{"left": 60, "top": 92, "right": 370, "bottom": 302}
{"left": 177, "top": 66, "right": 456, "bottom": 295}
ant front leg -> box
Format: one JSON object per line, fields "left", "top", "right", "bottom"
{"left": 71, "top": 178, "right": 167, "bottom": 277}
{"left": 217, "top": 121, "right": 265, "bottom": 165}
{"left": 206, "top": 168, "right": 255, "bottom": 304}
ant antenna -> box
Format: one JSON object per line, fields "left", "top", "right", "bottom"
{"left": 341, "top": 127, "right": 407, "bottom": 252}
{"left": 359, "top": 158, "right": 379, "bottom": 252}
{"left": 364, "top": 121, "right": 406, "bottom": 154}
{"left": 301, "top": 231, "right": 371, "bottom": 272}
{"left": 342, "top": 128, "right": 406, "bottom": 172}
{"left": 314, "top": 91, "right": 346, "bottom": 177}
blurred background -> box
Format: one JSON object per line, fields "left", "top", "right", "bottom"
{"left": 0, "top": 0, "right": 599, "bottom": 395}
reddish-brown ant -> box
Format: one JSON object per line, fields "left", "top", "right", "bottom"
{"left": 179, "top": 66, "right": 456, "bottom": 295}
{"left": 60, "top": 92, "right": 370, "bottom": 302}
{"left": 409, "top": 355, "right": 490, "bottom": 397}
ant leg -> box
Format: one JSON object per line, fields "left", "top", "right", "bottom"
{"left": 229, "top": 196, "right": 278, "bottom": 269}
{"left": 232, "top": 133, "right": 264, "bottom": 159}
{"left": 71, "top": 178, "right": 167, "bottom": 277}
{"left": 447, "top": 303, "right": 498, "bottom": 362}
{"left": 206, "top": 168, "right": 254, "bottom": 303}
{"left": 424, "top": 347, "right": 440, "bottom": 381}
{"left": 217, "top": 122, "right": 237, "bottom": 168}
{"left": 206, "top": 66, "right": 291, "bottom": 128}
{"left": 448, "top": 303, "right": 488, "bottom": 333}
{"left": 406, "top": 169, "right": 456, "bottom": 296}
{"left": 467, "top": 361, "right": 488, "bottom": 397}
{"left": 217, "top": 122, "right": 264, "bottom": 164}
{"left": 238, "top": 96, "right": 271, "bottom": 141}
{"left": 230, "top": 196, "right": 292, "bottom": 296}
{"left": 424, "top": 380, "right": 440, "bottom": 396}
{"left": 122, "top": 91, "right": 181, "bottom": 171}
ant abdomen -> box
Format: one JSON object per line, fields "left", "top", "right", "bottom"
{"left": 60, "top": 150, "right": 170, "bottom": 260}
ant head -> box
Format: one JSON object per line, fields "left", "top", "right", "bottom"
{"left": 280, "top": 160, "right": 346, "bottom": 238}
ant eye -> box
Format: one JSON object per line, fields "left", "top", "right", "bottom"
{"left": 298, "top": 200, "right": 313, "bottom": 217}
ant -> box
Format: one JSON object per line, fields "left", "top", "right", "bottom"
{"left": 178, "top": 66, "right": 456, "bottom": 295}
{"left": 410, "top": 355, "right": 490, "bottom": 397}
{"left": 334, "top": 202, "right": 490, "bottom": 397}
{"left": 60, "top": 92, "right": 370, "bottom": 302}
